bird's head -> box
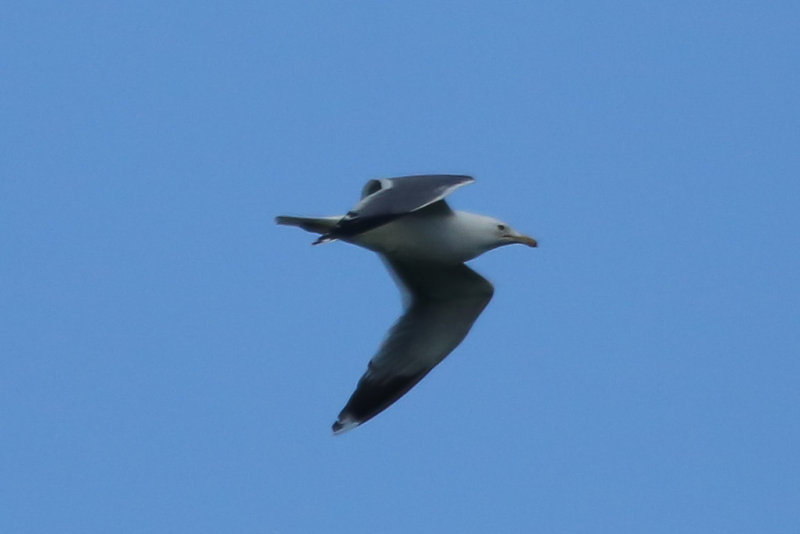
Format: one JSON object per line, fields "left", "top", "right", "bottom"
{"left": 492, "top": 220, "right": 538, "bottom": 248}
{"left": 466, "top": 213, "right": 538, "bottom": 253}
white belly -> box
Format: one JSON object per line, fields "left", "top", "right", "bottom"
{"left": 347, "top": 211, "right": 488, "bottom": 264}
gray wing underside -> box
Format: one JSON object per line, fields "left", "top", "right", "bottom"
{"left": 321, "top": 174, "right": 474, "bottom": 241}
{"left": 332, "top": 257, "right": 494, "bottom": 434}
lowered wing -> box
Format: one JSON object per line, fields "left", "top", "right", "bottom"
{"left": 332, "top": 257, "right": 493, "bottom": 434}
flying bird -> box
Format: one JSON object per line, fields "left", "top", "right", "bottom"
{"left": 276, "top": 175, "right": 537, "bottom": 434}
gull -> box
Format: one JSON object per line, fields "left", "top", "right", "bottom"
{"left": 276, "top": 175, "right": 537, "bottom": 434}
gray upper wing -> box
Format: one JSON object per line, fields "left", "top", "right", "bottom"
{"left": 332, "top": 257, "right": 493, "bottom": 433}
{"left": 323, "top": 174, "right": 474, "bottom": 240}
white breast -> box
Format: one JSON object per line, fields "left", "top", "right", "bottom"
{"left": 348, "top": 211, "right": 492, "bottom": 264}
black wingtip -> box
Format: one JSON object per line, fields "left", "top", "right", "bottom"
{"left": 331, "top": 414, "right": 360, "bottom": 435}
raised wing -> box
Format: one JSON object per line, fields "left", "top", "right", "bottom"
{"left": 332, "top": 257, "right": 493, "bottom": 434}
{"left": 318, "top": 175, "right": 474, "bottom": 243}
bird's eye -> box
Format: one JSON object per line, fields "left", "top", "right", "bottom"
{"left": 497, "top": 224, "right": 506, "bottom": 231}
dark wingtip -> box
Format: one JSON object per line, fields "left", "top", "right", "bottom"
{"left": 331, "top": 414, "right": 360, "bottom": 435}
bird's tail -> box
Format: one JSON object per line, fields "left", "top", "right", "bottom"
{"left": 275, "top": 215, "right": 342, "bottom": 244}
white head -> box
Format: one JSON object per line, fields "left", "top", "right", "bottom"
{"left": 459, "top": 212, "right": 538, "bottom": 257}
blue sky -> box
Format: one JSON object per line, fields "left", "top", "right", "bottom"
{"left": 2, "top": 2, "right": 798, "bottom": 532}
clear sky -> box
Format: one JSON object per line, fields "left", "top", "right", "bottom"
{"left": 2, "top": 2, "right": 799, "bottom": 533}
